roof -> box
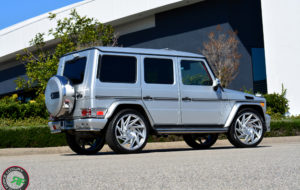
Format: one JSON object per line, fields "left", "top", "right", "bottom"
{"left": 97, "top": 47, "right": 204, "bottom": 57}
{"left": 64, "top": 46, "right": 205, "bottom": 58}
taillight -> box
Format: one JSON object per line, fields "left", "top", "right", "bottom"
{"left": 81, "top": 108, "right": 92, "bottom": 117}
{"left": 81, "top": 108, "right": 106, "bottom": 118}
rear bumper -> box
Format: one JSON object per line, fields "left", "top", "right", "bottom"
{"left": 265, "top": 114, "right": 271, "bottom": 132}
{"left": 48, "top": 118, "right": 108, "bottom": 134}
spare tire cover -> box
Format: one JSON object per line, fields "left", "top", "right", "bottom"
{"left": 45, "top": 75, "right": 75, "bottom": 117}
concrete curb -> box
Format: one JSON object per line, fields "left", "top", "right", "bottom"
{"left": 0, "top": 136, "right": 299, "bottom": 157}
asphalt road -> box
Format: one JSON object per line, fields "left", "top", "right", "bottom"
{"left": 0, "top": 136, "right": 300, "bottom": 190}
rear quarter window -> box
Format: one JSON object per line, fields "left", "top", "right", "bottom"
{"left": 63, "top": 57, "right": 87, "bottom": 85}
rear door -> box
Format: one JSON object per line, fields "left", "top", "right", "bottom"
{"left": 141, "top": 55, "right": 180, "bottom": 125}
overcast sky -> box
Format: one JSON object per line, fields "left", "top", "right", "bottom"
{"left": 0, "top": 0, "right": 83, "bottom": 30}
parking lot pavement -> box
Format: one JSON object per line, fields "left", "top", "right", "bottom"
{"left": 0, "top": 136, "right": 300, "bottom": 190}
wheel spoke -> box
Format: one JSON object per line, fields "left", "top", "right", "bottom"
{"left": 129, "top": 138, "right": 135, "bottom": 148}
{"left": 135, "top": 136, "right": 140, "bottom": 145}
{"left": 237, "top": 119, "right": 243, "bottom": 127}
{"left": 252, "top": 124, "right": 262, "bottom": 129}
{"left": 121, "top": 138, "right": 130, "bottom": 145}
{"left": 134, "top": 130, "right": 144, "bottom": 138}
{"left": 132, "top": 125, "right": 145, "bottom": 129}
{"left": 125, "top": 115, "right": 131, "bottom": 127}
{"left": 253, "top": 130, "right": 261, "bottom": 139}
{"left": 249, "top": 118, "right": 259, "bottom": 124}
{"left": 245, "top": 114, "right": 253, "bottom": 125}
{"left": 129, "top": 118, "right": 140, "bottom": 126}
{"left": 250, "top": 134, "right": 255, "bottom": 143}
{"left": 245, "top": 135, "right": 250, "bottom": 143}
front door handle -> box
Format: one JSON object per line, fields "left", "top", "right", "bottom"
{"left": 182, "top": 97, "right": 192, "bottom": 101}
{"left": 143, "top": 96, "right": 153, "bottom": 100}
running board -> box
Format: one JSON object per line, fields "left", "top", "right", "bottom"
{"left": 155, "top": 127, "right": 228, "bottom": 134}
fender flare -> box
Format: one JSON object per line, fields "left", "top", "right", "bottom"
{"left": 224, "top": 102, "right": 265, "bottom": 128}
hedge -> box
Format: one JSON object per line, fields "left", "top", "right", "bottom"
{"left": 0, "top": 120, "right": 300, "bottom": 148}
{"left": 0, "top": 126, "right": 66, "bottom": 148}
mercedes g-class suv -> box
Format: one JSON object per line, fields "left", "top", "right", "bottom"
{"left": 45, "top": 47, "right": 270, "bottom": 154}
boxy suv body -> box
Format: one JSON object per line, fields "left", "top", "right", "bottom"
{"left": 45, "top": 47, "right": 271, "bottom": 154}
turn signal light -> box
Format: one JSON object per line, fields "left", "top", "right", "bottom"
{"left": 96, "top": 111, "right": 104, "bottom": 116}
{"left": 260, "top": 102, "right": 265, "bottom": 107}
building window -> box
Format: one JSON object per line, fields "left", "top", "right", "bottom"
{"left": 252, "top": 48, "right": 267, "bottom": 94}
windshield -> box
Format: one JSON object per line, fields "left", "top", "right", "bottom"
{"left": 63, "top": 57, "right": 87, "bottom": 84}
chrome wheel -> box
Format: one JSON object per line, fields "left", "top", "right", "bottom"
{"left": 234, "top": 112, "right": 263, "bottom": 145}
{"left": 114, "top": 114, "right": 147, "bottom": 151}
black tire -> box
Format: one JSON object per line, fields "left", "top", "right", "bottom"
{"left": 227, "top": 108, "right": 265, "bottom": 148}
{"left": 105, "top": 109, "right": 149, "bottom": 154}
{"left": 66, "top": 132, "right": 105, "bottom": 155}
{"left": 183, "top": 134, "right": 218, "bottom": 149}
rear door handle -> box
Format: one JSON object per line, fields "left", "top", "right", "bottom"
{"left": 143, "top": 96, "right": 153, "bottom": 100}
{"left": 182, "top": 97, "right": 192, "bottom": 101}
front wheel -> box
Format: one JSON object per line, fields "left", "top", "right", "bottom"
{"left": 183, "top": 134, "right": 218, "bottom": 149}
{"left": 227, "top": 108, "right": 265, "bottom": 148}
{"left": 66, "top": 132, "right": 105, "bottom": 155}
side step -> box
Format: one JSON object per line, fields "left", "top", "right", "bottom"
{"left": 154, "top": 126, "right": 228, "bottom": 134}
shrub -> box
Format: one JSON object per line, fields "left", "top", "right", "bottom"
{"left": 0, "top": 94, "right": 48, "bottom": 120}
{"left": 264, "top": 85, "right": 289, "bottom": 117}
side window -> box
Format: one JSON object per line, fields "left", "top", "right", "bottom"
{"left": 144, "top": 58, "right": 174, "bottom": 84}
{"left": 181, "top": 60, "right": 212, "bottom": 86}
{"left": 63, "top": 57, "right": 87, "bottom": 85}
{"left": 99, "top": 55, "right": 137, "bottom": 83}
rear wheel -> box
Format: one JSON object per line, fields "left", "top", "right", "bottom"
{"left": 66, "top": 132, "right": 105, "bottom": 155}
{"left": 105, "top": 109, "right": 149, "bottom": 154}
{"left": 183, "top": 134, "right": 218, "bottom": 149}
{"left": 227, "top": 108, "right": 265, "bottom": 148}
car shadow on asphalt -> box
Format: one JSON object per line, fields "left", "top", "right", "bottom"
{"left": 62, "top": 145, "right": 271, "bottom": 156}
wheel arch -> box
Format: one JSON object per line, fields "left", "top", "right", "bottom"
{"left": 224, "top": 103, "right": 265, "bottom": 129}
{"left": 105, "top": 101, "right": 155, "bottom": 130}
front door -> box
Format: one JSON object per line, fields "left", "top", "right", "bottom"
{"left": 141, "top": 55, "right": 180, "bottom": 125}
{"left": 178, "top": 58, "right": 224, "bottom": 125}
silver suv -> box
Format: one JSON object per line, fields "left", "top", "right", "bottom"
{"left": 45, "top": 47, "right": 271, "bottom": 154}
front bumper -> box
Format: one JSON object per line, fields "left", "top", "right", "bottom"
{"left": 265, "top": 114, "right": 271, "bottom": 132}
{"left": 48, "top": 118, "right": 108, "bottom": 134}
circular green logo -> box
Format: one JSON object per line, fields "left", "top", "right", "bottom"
{"left": 1, "top": 166, "right": 29, "bottom": 190}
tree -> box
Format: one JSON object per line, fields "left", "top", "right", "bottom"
{"left": 16, "top": 9, "right": 117, "bottom": 94}
{"left": 201, "top": 25, "right": 241, "bottom": 88}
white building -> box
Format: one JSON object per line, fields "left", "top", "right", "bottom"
{"left": 0, "top": 0, "right": 299, "bottom": 114}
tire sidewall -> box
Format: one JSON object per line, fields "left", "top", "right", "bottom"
{"left": 183, "top": 134, "right": 218, "bottom": 149}
{"left": 66, "top": 132, "right": 105, "bottom": 155}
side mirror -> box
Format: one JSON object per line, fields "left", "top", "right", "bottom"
{"left": 213, "top": 78, "right": 223, "bottom": 91}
